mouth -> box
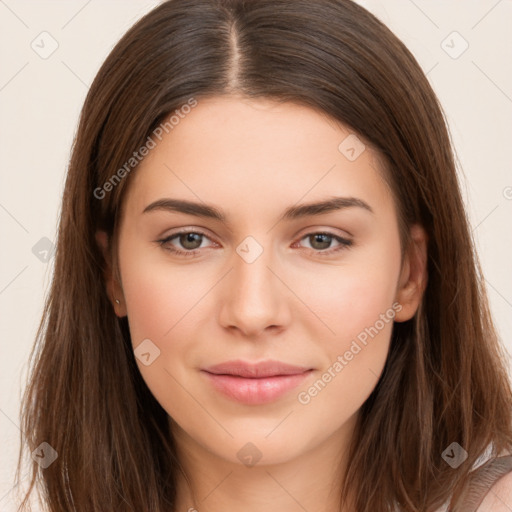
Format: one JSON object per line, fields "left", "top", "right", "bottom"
{"left": 201, "top": 360, "right": 314, "bottom": 405}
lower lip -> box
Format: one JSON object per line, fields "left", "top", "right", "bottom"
{"left": 202, "top": 370, "right": 313, "bottom": 405}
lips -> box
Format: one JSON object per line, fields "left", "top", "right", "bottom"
{"left": 201, "top": 359, "right": 314, "bottom": 405}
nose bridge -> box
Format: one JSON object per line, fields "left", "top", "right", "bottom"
{"left": 219, "top": 234, "right": 289, "bottom": 335}
{"left": 233, "top": 234, "right": 278, "bottom": 308}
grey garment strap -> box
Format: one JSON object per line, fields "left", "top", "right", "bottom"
{"left": 449, "top": 455, "right": 512, "bottom": 512}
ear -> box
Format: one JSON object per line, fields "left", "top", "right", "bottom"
{"left": 95, "top": 230, "right": 127, "bottom": 317}
{"left": 393, "top": 223, "right": 428, "bottom": 323}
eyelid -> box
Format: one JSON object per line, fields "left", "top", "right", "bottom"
{"left": 160, "top": 227, "right": 217, "bottom": 244}
{"left": 294, "top": 224, "right": 353, "bottom": 240}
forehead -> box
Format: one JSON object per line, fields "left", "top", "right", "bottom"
{"left": 120, "top": 95, "right": 392, "bottom": 223}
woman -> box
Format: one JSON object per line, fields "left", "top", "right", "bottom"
{"left": 16, "top": 0, "right": 512, "bottom": 511}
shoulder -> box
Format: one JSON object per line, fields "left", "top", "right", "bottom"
{"left": 476, "top": 470, "right": 512, "bottom": 511}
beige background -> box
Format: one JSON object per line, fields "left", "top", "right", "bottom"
{"left": 1, "top": 0, "right": 511, "bottom": 508}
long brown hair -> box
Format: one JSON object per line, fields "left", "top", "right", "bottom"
{"left": 16, "top": 0, "right": 512, "bottom": 510}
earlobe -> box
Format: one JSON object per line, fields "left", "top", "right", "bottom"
{"left": 394, "top": 224, "right": 428, "bottom": 323}
{"left": 95, "top": 230, "right": 127, "bottom": 317}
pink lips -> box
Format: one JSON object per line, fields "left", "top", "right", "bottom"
{"left": 201, "top": 360, "right": 313, "bottom": 405}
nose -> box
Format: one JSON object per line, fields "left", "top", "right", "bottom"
{"left": 218, "top": 243, "right": 291, "bottom": 338}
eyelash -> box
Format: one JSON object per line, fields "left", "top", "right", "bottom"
{"left": 156, "top": 229, "right": 353, "bottom": 258}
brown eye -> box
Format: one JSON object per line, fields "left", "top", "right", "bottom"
{"left": 178, "top": 232, "right": 203, "bottom": 250}
{"left": 308, "top": 233, "right": 333, "bottom": 250}
{"left": 157, "top": 230, "right": 214, "bottom": 257}
{"left": 296, "top": 232, "right": 353, "bottom": 255}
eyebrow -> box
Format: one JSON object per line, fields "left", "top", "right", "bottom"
{"left": 142, "top": 196, "right": 374, "bottom": 223}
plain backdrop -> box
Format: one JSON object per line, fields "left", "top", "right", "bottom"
{"left": 1, "top": 0, "right": 511, "bottom": 509}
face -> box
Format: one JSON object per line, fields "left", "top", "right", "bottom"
{"left": 98, "top": 95, "right": 426, "bottom": 469}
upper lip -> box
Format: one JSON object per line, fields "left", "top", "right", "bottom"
{"left": 202, "top": 360, "right": 313, "bottom": 378}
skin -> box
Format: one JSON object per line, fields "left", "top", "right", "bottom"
{"left": 478, "top": 472, "right": 512, "bottom": 511}
{"left": 96, "top": 95, "right": 428, "bottom": 512}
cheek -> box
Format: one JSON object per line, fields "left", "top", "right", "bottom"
{"left": 119, "top": 251, "right": 209, "bottom": 421}
{"left": 295, "top": 236, "right": 402, "bottom": 406}
{"left": 303, "top": 240, "right": 402, "bottom": 346}
{"left": 120, "top": 245, "right": 208, "bottom": 347}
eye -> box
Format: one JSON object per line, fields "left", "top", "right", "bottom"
{"left": 293, "top": 232, "right": 353, "bottom": 256}
{"left": 156, "top": 229, "right": 353, "bottom": 257}
{"left": 157, "top": 230, "right": 215, "bottom": 257}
